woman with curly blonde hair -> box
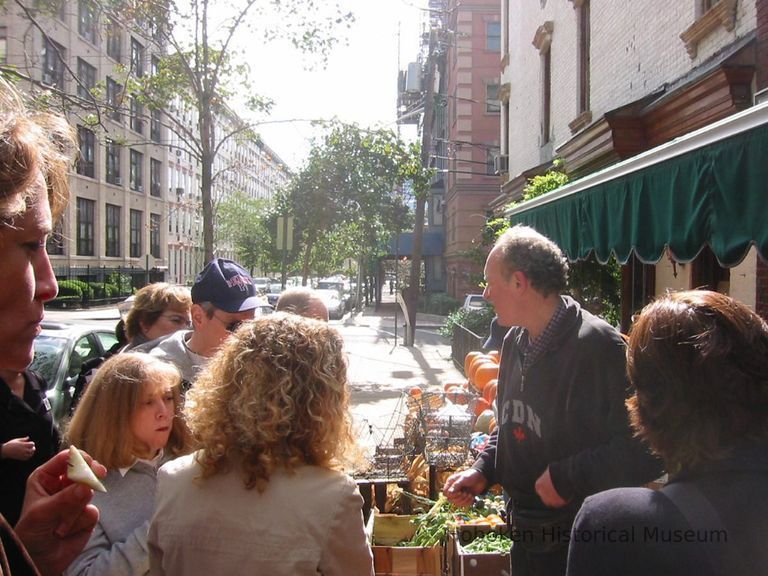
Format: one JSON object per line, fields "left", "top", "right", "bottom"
{"left": 148, "top": 313, "right": 374, "bottom": 576}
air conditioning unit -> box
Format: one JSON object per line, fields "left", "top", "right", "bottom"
{"left": 114, "top": 176, "right": 122, "bottom": 186}
{"left": 137, "top": 184, "right": 144, "bottom": 192}
{"left": 493, "top": 154, "right": 509, "bottom": 175}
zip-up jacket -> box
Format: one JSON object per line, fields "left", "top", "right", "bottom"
{"left": 473, "top": 296, "right": 662, "bottom": 515}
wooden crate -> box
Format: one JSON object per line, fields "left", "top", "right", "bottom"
{"left": 372, "top": 545, "right": 442, "bottom": 576}
{"left": 371, "top": 513, "right": 443, "bottom": 576}
{"left": 451, "top": 525, "right": 511, "bottom": 576}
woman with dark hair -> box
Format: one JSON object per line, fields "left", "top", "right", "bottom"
{"left": 123, "top": 283, "right": 192, "bottom": 351}
{"left": 567, "top": 290, "right": 768, "bottom": 576}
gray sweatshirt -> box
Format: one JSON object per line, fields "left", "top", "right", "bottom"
{"left": 64, "top": 460, "right": 161, "bottom": 576}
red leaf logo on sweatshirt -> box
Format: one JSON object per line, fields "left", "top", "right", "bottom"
{"left": 513, "top": 426, "right": 527, "bottom": 442}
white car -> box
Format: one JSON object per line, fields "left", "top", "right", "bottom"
{"left": 314, "top": 289, "right": 345, "bottom": 320}
{"left": 462, "top": 294, "right": 488, "bottom": 311}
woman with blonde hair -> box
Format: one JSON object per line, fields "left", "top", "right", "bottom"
{"left": 65, "top": 353, "right": 190, "bottom": 576}
{"left": 148, "top": 313, "right": 374, "bottom": 575}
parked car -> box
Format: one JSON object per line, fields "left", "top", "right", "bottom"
{"left": 30, "top": 322, "right": 120, "bottom": 423}
{"left": 462, "top": 294, "right": 488, "bottom": 312}
{"left": 314, "top": 289, "right": 346, "bottom": 320}
{"left": 252, "top": 277, "right": 272, "bottom": 294}
{"left": 316, "top": 279, "right": 350, "bottom": 310}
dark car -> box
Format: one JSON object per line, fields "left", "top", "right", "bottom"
{"left": 30, "top": 322, "right": 120, "bottom": 423}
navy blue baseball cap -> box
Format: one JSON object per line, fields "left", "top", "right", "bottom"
{"left": 191, "top": 258, "right": 261, "bottom": 312}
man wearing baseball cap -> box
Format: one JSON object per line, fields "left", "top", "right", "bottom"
{"left": 134, "top": 258, "right": 263, "bottom": 386}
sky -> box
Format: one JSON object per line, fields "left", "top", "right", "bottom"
{"left": 238, "top": 0, "right": 426, "bottom": 170}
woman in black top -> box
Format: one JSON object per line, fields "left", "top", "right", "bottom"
{"left": 0, "top": 369, "right": 61, "bottom": 525}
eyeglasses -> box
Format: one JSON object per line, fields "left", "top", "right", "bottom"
{"left": 160, "top": 314, "right": 192, "bottom": 328}
{"left": 212, "top": 314, "right": 243, "bottom": 333}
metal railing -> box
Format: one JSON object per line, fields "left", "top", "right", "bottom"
{"left": 451, "top": 323, "right": 485, "bottom": 375}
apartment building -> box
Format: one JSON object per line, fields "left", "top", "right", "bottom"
{"left": 497, "top": 0, "right": 768, "bottom": 324}
{"left": 160, "top": 97, "right": 291, "bottom": 285}
{"left": 443, "top": 0, "right": 501, "bottom": 300}
{"left": 1, "top": 0, "right": 170, "bottom": 286}
{"left": 1, "top": 0, "right": 292, "bottom": 289}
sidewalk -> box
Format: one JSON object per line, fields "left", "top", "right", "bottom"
{"left": 344, "top": 296, "right": 466, "bottom": 445}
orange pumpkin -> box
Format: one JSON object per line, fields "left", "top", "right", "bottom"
{"left": 464, "top": 351, "right": 484, "bottom": 377}
{"left": 408, "top": 386, "right": 423, "bottom": 398}
{"left": 473, "top": 362, "right": 499, "bottom": 393}
{"left": 482, "top": 378, "right": 498, "bottom": 404}
{"left": 443, "top": 381, "right": 468, "bottom": 393}
{"left": 446, "top": 385, "right": 469, "bottom": 405}
{"left": 473, "top": 397, "right": 492, "bottom": 417}
{"left": 487, "top": 350, "right": 501, "bottom": 364}
{"left": 468, "top": 355, "right": 492, "bottom": 386}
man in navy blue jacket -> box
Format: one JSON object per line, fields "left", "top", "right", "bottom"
{"left": 444, "top": 225, "right": 661, "bottom": 576}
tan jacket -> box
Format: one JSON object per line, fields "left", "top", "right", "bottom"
{"left": 148, "top": 453, "right": 374, "bottom": 576}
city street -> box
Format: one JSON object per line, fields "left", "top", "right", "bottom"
{"left": 43, "top": 295, "right": 466, "bottom": 447}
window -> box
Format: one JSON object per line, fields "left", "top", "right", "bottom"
{"left": 150, "top": 108, "right": 162, "bottom": 143}
{"left": 77, "top": 0, "right": 97, "bottom": 44}
{"left": 698, "top": 0, "right": 716, "bottom": 16}
{"left": 130, "top": 96, "right": 143, "bottom": 134}
{"left": 76, "top": 58, "right": 96, "bottom": 101}
{"left": 42, "top": 37, "right": 65, "bottom": 89}
{"left": 151, "top": 55, "right": 160, "bottom": 76}
{"left": 533, "top": 22, "right": 553, "bottom": 145}
{"left": 486, "top": 21, "right": 501, "bottom": 52}
{"left": 46, "top": 221, "right": 65, "bottom": 256}
{"left": 106, "top": 77, "right": 122, "bottom": 122}
{"left": 150, "top": 213, "right": 161, "bottom": 258}
{"left": 76, "top": 126, "right": 95, "bottom": 178}
{"left": 106, "top": 140, "right": 121, "bottom": 185}
{"left": 542, "top": 50, "right": 551, "bottom": 144}
{"left": 130, "top": 149, "right": 144, "bottom": 192}
{"left": 130, "top": 38, "right": 144, "bottom": 77}
{"left": 486, "top": 83, "right": 500, "bottom": 113}
{"left": 486, "top": 150, "right": 495, "bottom": 175}
{"left": 0, "top": 27, "right": 7, "bottom": 63}
{"left": 106, "top": 19, "right": 121, "bottom": 62}
{"left": 130, "top": 209, "right": 142, "bottom": 258}
{"left": 105, "top": 204, "right": 121, "bottom": 257}
{"left": 76, "top": 198, "right": 95, "bottom": 256}
{"left": 150, "top": 158, "right": 162, "bottom": 197}
{"left": 577, "top": 0, "right": 590, "bottom": 114}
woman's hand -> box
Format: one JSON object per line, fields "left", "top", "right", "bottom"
{"left": 1, "top": 436, "right": 36, "bottom": 460}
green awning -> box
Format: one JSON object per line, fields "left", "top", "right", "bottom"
{"left": 506, "top": 102, "right": 768, "bottom": 266}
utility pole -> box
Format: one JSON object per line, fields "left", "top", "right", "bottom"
{"left": 405, "top": 23, "right": 438, "bottom": 347}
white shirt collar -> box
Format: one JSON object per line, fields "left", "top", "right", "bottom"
{"left": 118, "top": 449, "right": 164, "bottom": 477}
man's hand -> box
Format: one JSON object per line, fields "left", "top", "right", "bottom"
{"left": 442, "top": 469, "right": 488, "bottom": 507}
{"left": 14, "top": 449, "right": 106, "bottom": 576}
{"left": 1, "top": 436, "right": 36, "bottom": 461}
{"left": 534, "top": 467, "right": 569, "bottom": 508}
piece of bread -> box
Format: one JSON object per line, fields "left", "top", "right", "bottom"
{"left": 66, "top": 446, "right": 107, "bottom": 493}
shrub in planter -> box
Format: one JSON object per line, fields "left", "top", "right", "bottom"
{"left": 439, "top": 306, "right": 495, "bottom": 339}
{"left": 57, "top": 280, "right": 83, "bottom": 298}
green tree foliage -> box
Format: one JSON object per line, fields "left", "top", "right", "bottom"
{"left": 216, "top": 190, "right": 281, "bottom": 274}
{"left": 286, "top": 122, "right": 419, "bottom": 282}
